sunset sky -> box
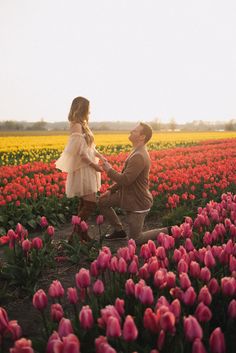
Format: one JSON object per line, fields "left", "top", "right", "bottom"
{"left": 0, "top": 0, "right": 236, "bottom": 124}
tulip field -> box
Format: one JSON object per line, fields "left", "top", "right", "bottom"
{"left": 1, "top": 131, "right": 236, "bottom": 352}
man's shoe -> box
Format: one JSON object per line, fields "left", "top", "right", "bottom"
{"left": 104, "top": 229, "right": 127, "bottom": 240}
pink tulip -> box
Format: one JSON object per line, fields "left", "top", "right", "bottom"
{"left": 71, "top": 215, "right": 81, "bottom": 225}
{"left": 170, "top": 299, "right": 181, "bottom": 321}
{"left": 200, "top": 267, "right": 211, "bottom": 282}
{"left": 204, "top": 250, "right": 216, "bottom": 268}
{"left": 139, "top": 285, "right": 154, "bottom": 305}
{"left": 10, "top": 338, "right": 34, "bottom": 353}
{"left": 8, "top": 320, "right": 22, "bottom": 340}
{"left": 183, "top": 315, "right": 203, "bottom": 342}
{"left": 96, "top": 215, "right": 104, "bottom": 225}
{"left": 48, "top": 280, "right": 65, "bottom": 298}
{"left": 109, "top": 256, "right": 118, "bottom": 272}
{"left": 154, "top": 269, "right": 167, "bottom": 288}
{"left": 140, "top": 244, "right": 151, "bottom": 259}
{"left": 0, "top": 307, "right": 9, "bottom": 333}
{"left": 192, "top": 338, "right": 207, "bottom": 353}
{"left": 106, "top": 316, "right": 121, "bottom": 338}
{"left": 75, "top": 268, "right": 91, "bottom": 289}
{"left": 95, "top": 336, "right": 116, "bottom": 353}
{"left": 50, "top": 304, "right": 64, "bottom": 322}
{"left": 128, "top": 260, "right": 138, "bottom": 274}
{"left": 228, "top": 299, "right": 236, "bottom": 319}
{"left": 123, "top": 315, "right": 138, "bottom": 341}
{"left": 47, "top": 226, "right": 55, "bottom": 237}
{"left": 125, "top": 279, "right": 135, "bottom": 296}
{"left": 32, "top": 289, "right": 48, "bottom": 311}
{"left": 117, "top": 257, "right": 127, "bottom": 273}
{"left": 40, "top": 216, "right": 48, "bottom": 228}
{"left": 147, "top": 240, "right": 156, "bottom": 254}
{"left": 160, "top": 311, "right": 175, "bottom": 333}
{"left": 97, "top": 251, "right": 110, "bottom": 270}
{"left": 92, "top": 279, "right": 104, "bottom": 296}
{"left": 208, "top": 278, "right": 220, "bottom": 295}
{"left": 177, "top": 259, "right": 188, "bottom": 273}
{"left": 22, "top": 239, "right": 31, "bottom": 253}
{"left": 157, "top": 329, "right": 165, "bottom": 350}
{"left": 180, "top": 273, "right": 191, "bottom": 290}
{"left": 156, "top": 246, "right": 166, "bottom": 260}
{"left": 134, "top": 280, "right": 146, "bottom": 299}
{"left": 166, "top": 271, "right": 176, "bottom": 288}
{"left": 139, "top": 264, "right": 150, "bottom": 280}
{"left": 115, "top": 298, "right": 125, "bottom": 316}
{"left": 79, "top": 305, "right": 94, "bottom": 329}
{"left": 198, "top": 285, "right": 212, "bottom": 305}
{"left": 229, "top": 255, "right": 236, "bottom": 272}
{"left": 46, "top": 331, "right": 61, "bottom": 353}
{"left": 221, "top": 277, "right": 236, "bottom": 296}
{"left": 31, "top": 237, "right": 43, "bottom": 250}
{"left": 182, "top": 286, "right": 197, "bottom": 306}
{"left": 67, "top": 287, "right": 78, "bottom": 304}
{"left": 143, "top": 308, "right": 159, "bottom": 333}
{"left": 209, "top": 327, "right": 226, "bottom": 353}
{"left": 15, "top": 223, "right": 23, "bottom": 235}
{"left": 58, "top": 318, "right": 73, "bottom": 337}
{"left": 90, "top": 260, "right": 99, "bottom": 277}
{"left": 185, "top": 238, "right": 194, "bottom": 251}
{"left": 189, "top": 261, "right": 201, "bottom": 278}
{"left": 195, "top": 302, "right": 212, "bottom": 323}
{"left": 80, "top": 221, "right": 88, "bottom": 232}
{"left": 62, "top": 334, "right": 80, "bottom": 353}
{"left": 100, "top": 305, "right": 121, "bottom": 327}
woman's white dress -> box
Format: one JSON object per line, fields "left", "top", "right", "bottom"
{"left": 55, "top": 132, "right": 101, "bottom": 198}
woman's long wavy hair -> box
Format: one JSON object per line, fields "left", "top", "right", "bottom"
{"left": 68, "top": 96, "right": 94, "bottom": 146}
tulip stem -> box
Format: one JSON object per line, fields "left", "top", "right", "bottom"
{"left": 41, "top": 310, "right": 50, "bottom": 338}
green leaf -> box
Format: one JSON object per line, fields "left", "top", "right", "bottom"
{"left": 27, "top": 219, "right": 37, "bottom": 229}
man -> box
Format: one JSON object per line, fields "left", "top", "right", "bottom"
{"left": 99, "top": 122, "right": 168, "bottom": 244}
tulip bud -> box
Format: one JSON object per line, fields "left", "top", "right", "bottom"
{"left": 123, "top": 315, "right": 138, "bottom": 341}
{"left": 80, "top": 221, "right": 88, "bottom": 232}
{"left": 75, "top": 268, "right": 91, "bottom": 289}
{"left": 106, "top": 316, "right": 121, "bottom": 338}
{"left": 209, "top": 327, "right": 226, "bottom": 353}
{"left": 72, "top": 215, "right": 81, "bottom": 225}
{"left": 48, "top": 280, "right": 65, "bottom": 298}
{"left": 183, "top": 315, "right": 203, "bottom": 342}
{"left": 46, "top": 226, "right": 55, "bottom": 237}
{"left": 192, "top": 338, "right": 207, "bottom": 353}
{"left": 32, "top": 289, "right": 48, "bottom": 311}
{"left": 115, "top": 298, "right": 125, "bottom": 316}
{"left": 10, "top": 338, "right": 34, "bottom": 353}
{"left": 79, "top": 305, "right": 94, "bottom": 329}
{"left": 40, "top": 216, "right": 48, "bottom": 228}
{"left": 93, "top": 279, "right": 104, "bottom": 296}
{"left": 0, "top": 307, "right": 9, "bottom": 334}
{"left": 22, "top": 239, "right": 31, "bottom": 253}
{"left": 62, "top": 334, "right": 80, "bottom": 353}
{"left": 67, "top": 287, "right": 78, "bottom": 305}
{"left": 32, "top": 237, "right": 43, "bottom": 250}
{"left": 58, "top": 318, "right": 73, "bottom": 337}
{"left": 50, "top": 303, "right": 64, "bottom": 322}
{"left": 195, "top": 302, "right": 212, "bottom": 323}
{"left": 8, "top": 320, "right": 22, "bottom": 340}
{"left": 96, "top": 215, "right": 104, "bottom": 225}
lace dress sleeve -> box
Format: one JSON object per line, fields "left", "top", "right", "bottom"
{"left": 55, "top": 133, "right": 87, "bottom": 172}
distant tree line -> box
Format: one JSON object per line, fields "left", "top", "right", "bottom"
{"left": 0, "top": 118, "right": 236, "bottom": 132}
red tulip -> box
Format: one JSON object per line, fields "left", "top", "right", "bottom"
{"left": 40, "top": 216, "right": 48, "bottom": 228}
{"left": 46, "top": 226, "right": 55, "bottom": 237}
{"left": 31, "top": 237, "right": 43, "bottom": 250}
{"left": 22, "top": 239, "right": 31, "bottom": 253}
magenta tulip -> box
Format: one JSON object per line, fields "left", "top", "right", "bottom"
{"left": 183, "top": 315, "right": 203, "bottom": 342}
{"left": 50, "top": 304, "right": 64, "bottom": 322}
{"left": 58, "top": 318, "right": 73, "bottom": 337}
{"left": 123, "top": 315, "right": 138, "bottom": 341}
{"left": 209, "top": 327, "right": 226, "bottom": 353}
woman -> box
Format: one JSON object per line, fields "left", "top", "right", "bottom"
{"left": 56, "top": 96, "right": 106, "bottom": 242}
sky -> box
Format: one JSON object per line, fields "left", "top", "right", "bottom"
{"left": 0, "top": 0, "right": 236, "bottom": 124}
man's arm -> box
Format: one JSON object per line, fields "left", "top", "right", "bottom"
{"left": 106, "top": 154, "right": 145, "bottom": 186}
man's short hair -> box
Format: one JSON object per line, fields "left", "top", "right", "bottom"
{"left": 140, "top": 122, "right": 153, "bottom": 143}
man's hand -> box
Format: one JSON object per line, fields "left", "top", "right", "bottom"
{"left": 102, "top": 161, "right": 112, "bottom": 172}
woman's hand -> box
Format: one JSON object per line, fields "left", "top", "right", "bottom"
{"left": 91, "top": 163, "right": 103, "bottom": 172}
